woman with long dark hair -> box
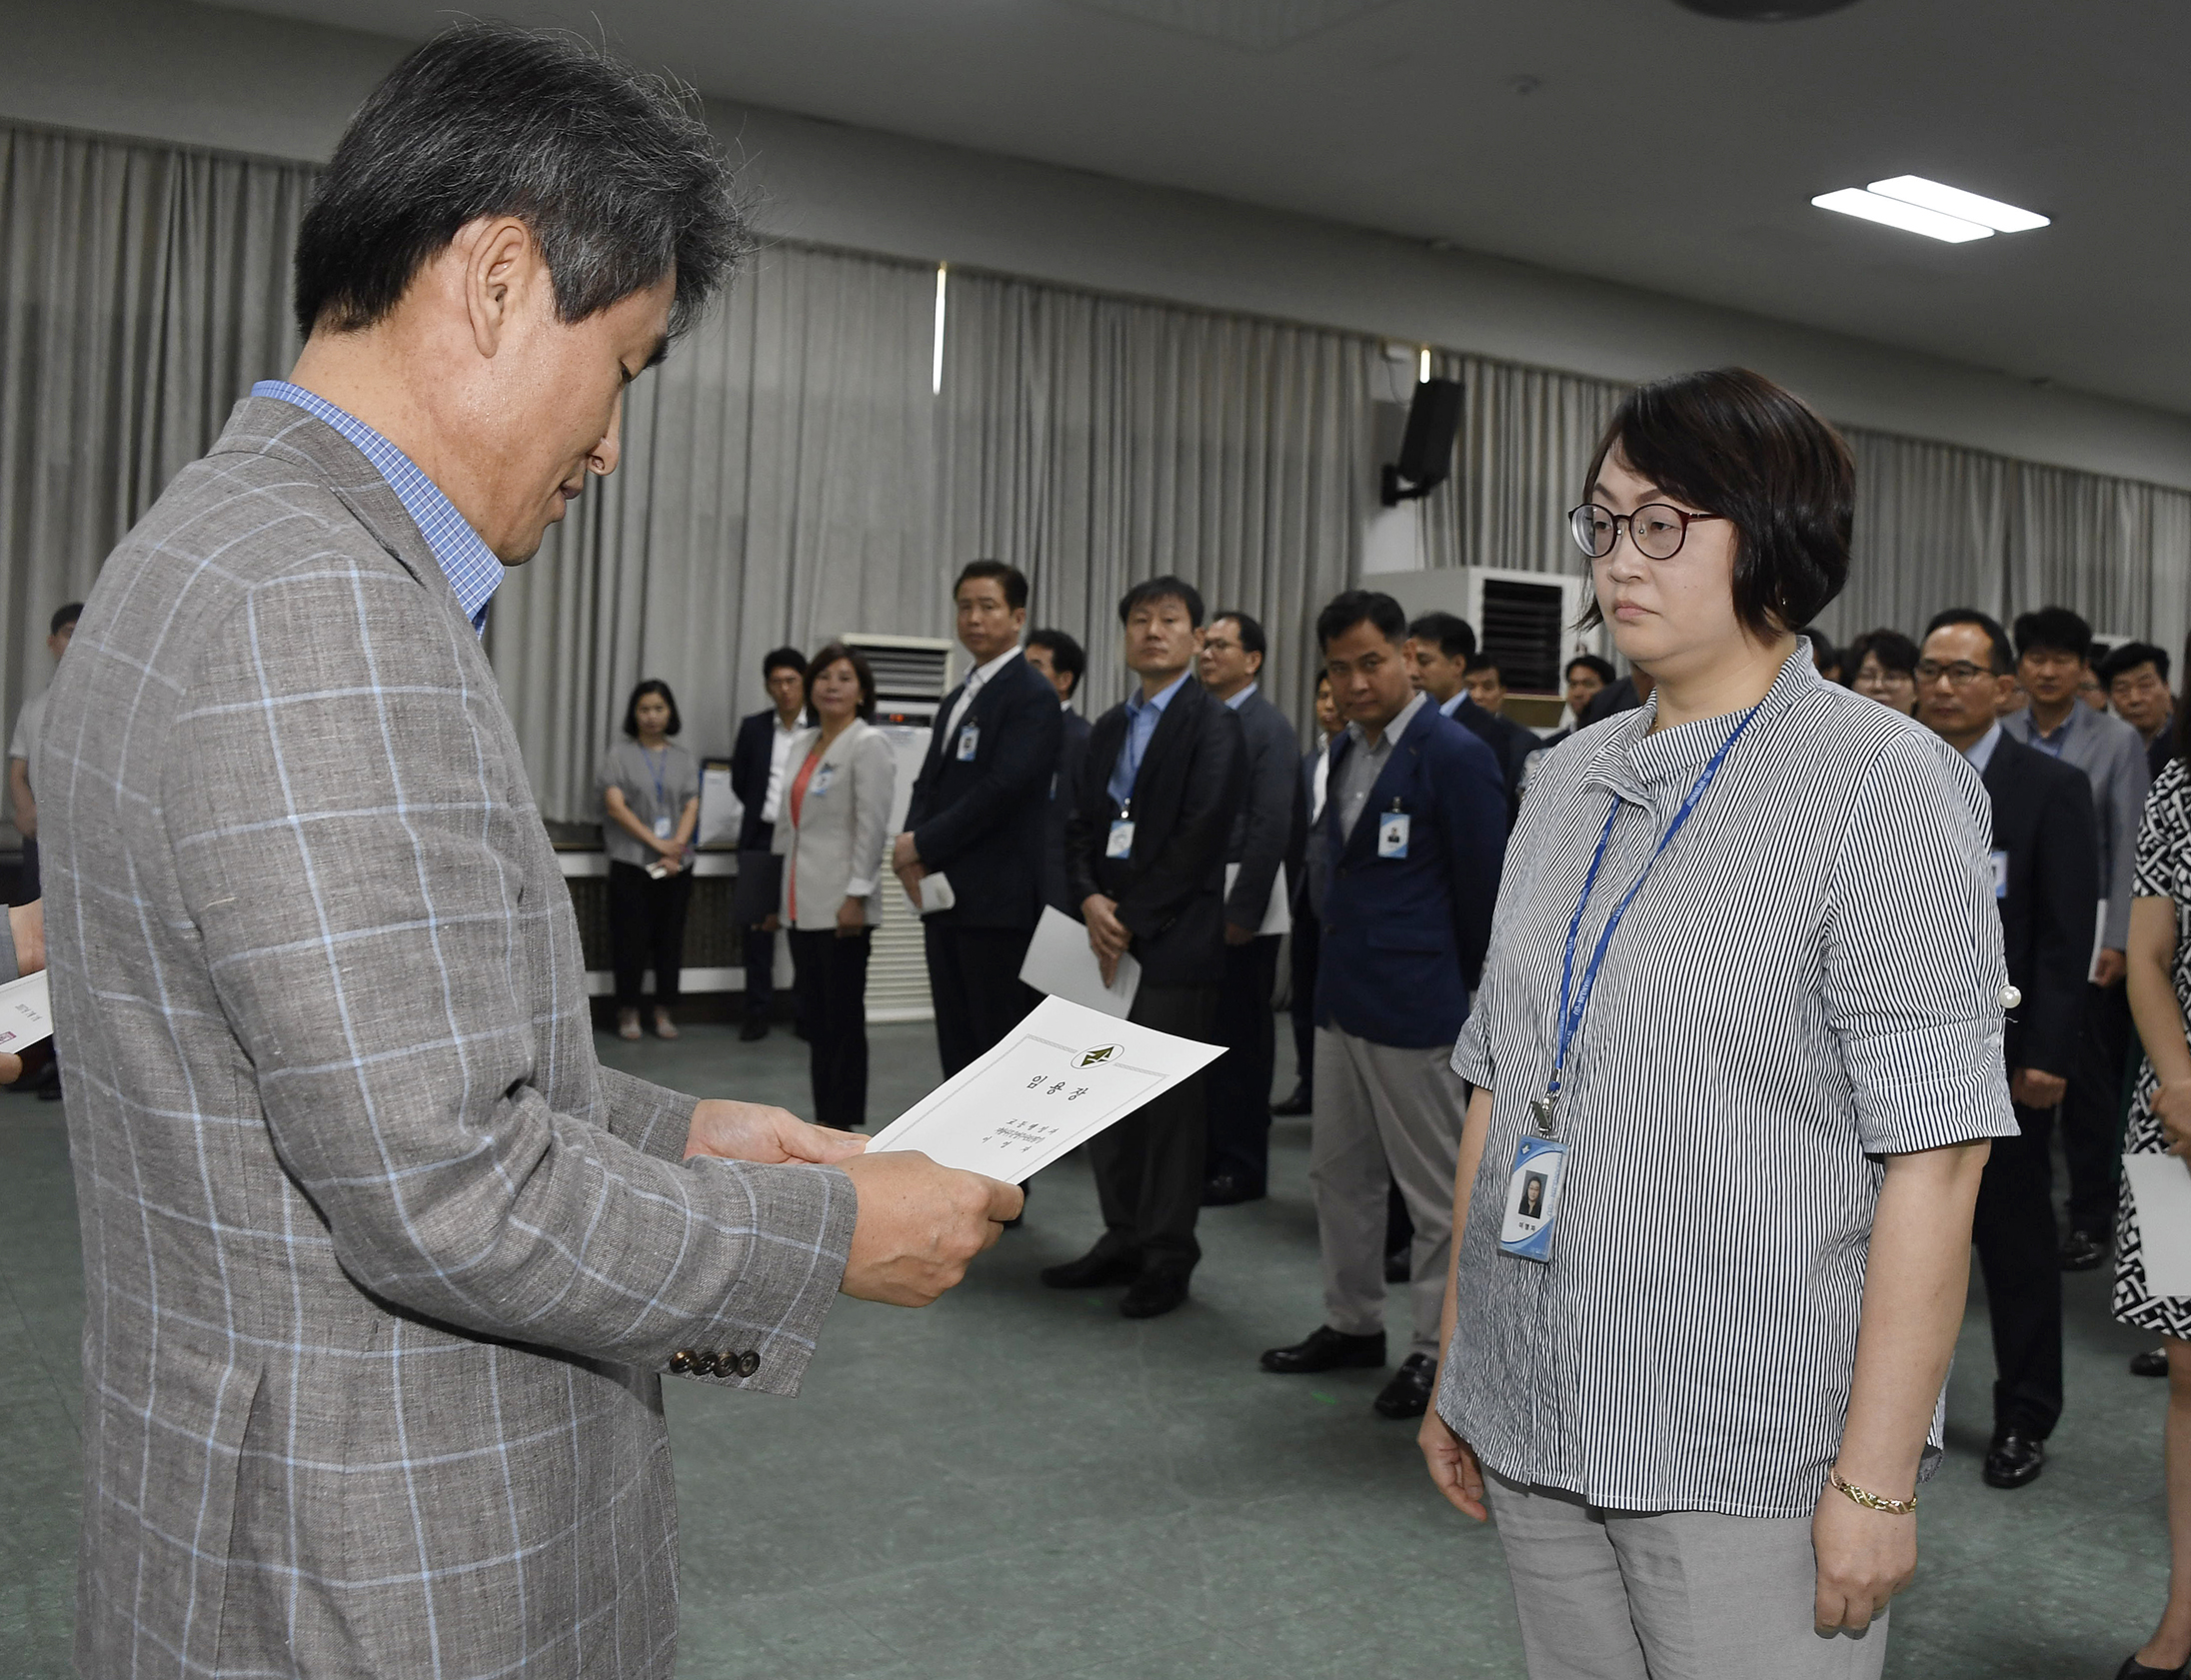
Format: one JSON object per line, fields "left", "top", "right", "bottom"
{"left": 1420, "top": 369, "right": 2015, "bottom": 1676}
{"left": 598, "top": 679, "right": 700, "bottom": 1040}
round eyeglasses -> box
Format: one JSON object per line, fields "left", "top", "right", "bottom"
{"left": 1568, "top": 503, "right": 1724, "bottom": 562}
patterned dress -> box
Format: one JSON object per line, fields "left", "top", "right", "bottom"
{"left": 2116, "top": 755, "right": 2191, "bottom": 1338}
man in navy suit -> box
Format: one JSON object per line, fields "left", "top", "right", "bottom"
{"left": 1404, "top": 612, "right": 1533, "bottom": 825}
{"left": 728, "top": 647, "right": 811, "bottom": 1040}
{"left": 1026, "top": 629, "right": 1094, "bottom": 916}
{"left": 1920, "top": 609, "right": 2099, "bottom": 1492}
{"left": 1262, "top": 591, "right": 1506, "bottom": 1420}
{"left": 895, "top": 562, "right": 1064, "bottom": 1078}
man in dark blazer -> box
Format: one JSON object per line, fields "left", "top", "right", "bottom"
{"left": 1263, "top": 591, "right": 1506, "bottom": 1421}
{"left": 1920, "top": 610, "right": 2100, "bottom": 1492}
{"left": 1404, "top": 612, "right": 1532, "bottom": 825}
{"left": 895, "top": 561, "right": 1064, "bottom": 1078}
{"left": 1273, "top": 673, "right": 1343, "bottom": 1118}
{"left": 729, "top": 648, "right": 812, "bottom": 1039}
{"left": 1197, "top": 609, "right": 1307, "bottom": 1204}
{"left": 1026, "top": 628, "right": 1094, "bottom": 916}
{"left": 1045, "top": 576, "right": 1246, "bottom": 1319}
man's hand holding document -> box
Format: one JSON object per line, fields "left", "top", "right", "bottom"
{"left": 868, "top": 994, "right": 1223, "bottom": 1184}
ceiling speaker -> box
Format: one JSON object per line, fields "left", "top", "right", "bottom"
{"left": 1671, "top": 0, "right": 1861, "bottom": 17}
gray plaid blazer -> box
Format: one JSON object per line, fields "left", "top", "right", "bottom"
{"left": 45, "top": 396, "right": 858, "bottom": 1678}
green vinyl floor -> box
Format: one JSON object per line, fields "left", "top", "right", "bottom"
{"left": 0, "top": 1016, "right": 2170, "bottom": 1678}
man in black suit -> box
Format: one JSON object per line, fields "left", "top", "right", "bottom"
{"left": 1402, "top": 612, "right": 1532, "bottom": 823}
{"left": 1045, "top": 576, "right": 1245, "bottom": 1318}
{"left": 727, "top": 647, "right": 811, "bottom": 1040}
{"left": 1920, "top": 609, "right": 2100, "bottom": 1492}
{"left": 1197, "top": 610, "right": 1306, "bottom": 1205}
{"left": 1272, "top": 672, "right": 1342, "bottom": 1118}
{"left": 895, "top": 561, "right": 1064, "bottom": 1078}
{"left": 1026, "top": 629, "right": 1094, "bottom": 916}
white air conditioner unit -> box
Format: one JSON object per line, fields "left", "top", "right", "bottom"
{"left": 1370, "top": 567, "right": 1598, "bottom": 697}
{"left": 840, "top": 633, "right": 956, "bottom": 1024}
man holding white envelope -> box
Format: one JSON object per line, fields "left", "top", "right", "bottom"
{"left": 1048, "top": 576, "right": 1245, "bottom": 1319}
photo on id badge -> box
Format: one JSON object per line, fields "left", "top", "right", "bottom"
{"left": 1499, "top": 1135, "right": 1565, "bottom": 1261}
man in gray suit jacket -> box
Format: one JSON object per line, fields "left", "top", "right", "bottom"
{"left": 1198, "top": 611, "right": 1307, "bottom": 1204}
{"left": 43, "top": 29, "right": 1017, "bottom": 1680}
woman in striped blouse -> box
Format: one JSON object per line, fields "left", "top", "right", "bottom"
{"left": 1420, "top": 369, "right": 2017, "bottom": 1678}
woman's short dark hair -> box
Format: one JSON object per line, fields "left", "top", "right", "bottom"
{"left": 1316, "top": 590, "right": 1407, "bottom": 650}
{"left": 622, "top": 678, "right": 682, "bottom": 738}
{"left": 1118, "top": 576, "right": 1205, "bottom": 629}
{"left": 805, "top": 643, "right": 877, "bottom": 722}
{"left": 1844, "top": 628, "right": 1920, "bottom": 682}
{"left": 1582, "top": 368, "right": 1852, "bottom": 641}
{"left": 294, "top": 23, "right": 745, "bottom": 342}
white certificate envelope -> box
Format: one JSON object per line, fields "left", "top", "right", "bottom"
{"left": 0, "top": 968, "right": 53, "bottom": 1055}
{"left": 2125, "top": 1153, "right": 2191, "bottom": 1297}
{"left": 867, "top": 994, "right": 1222, "bottom": 1182}
{"left": 1222, "top": 862, "right": 1291, "bottom": 936}
{"left": 1018, "top": 904, "right": 1140, "bottom": 1017}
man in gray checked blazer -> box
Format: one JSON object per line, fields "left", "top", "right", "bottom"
{"left": 43, "top": 27, "right": 1017, "bottom": 1679}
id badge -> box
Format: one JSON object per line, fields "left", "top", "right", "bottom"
{"left": 1989, "top": 849, "right": 2008, "bottom": 899}
{"left": 1498, "top": 1134, "right": 1567, "bottom": 1262}
{"left": 1376, "top": 812, "right": 1411, "bottom": 859}
{"left": 957, "top": 723, "right": 980, "bottom": 762}
{"left": 811, "top": 765, "right": 835, "bottom": 797}
{"left": 652, "top": 816, "right": 673, "bottom": 839}
{"left": 1105, "top": 819, "right": 1135, "bottom": 859}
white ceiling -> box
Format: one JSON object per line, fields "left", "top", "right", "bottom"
{"left": 213, "top": 0, "right": 2191, "bottom": 416}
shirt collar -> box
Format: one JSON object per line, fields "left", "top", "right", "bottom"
{"left": 1223, "top": 681, "right": 1259, "bottom": 711}
{"left": 1604, "top": 641, "right": 1820, "bottom": 793}
{"left": 2030, "top": 704, "right": 2081, "bottom": 745}
{"left": 1126, "top": 669, "right": 1193, "bottom": 717}
{"left": 1438, "top": 690, "right": 1465, "bottom": 718}
{"left": 252, "top": 381, "right": 504, "bottom": 636}
{"left": 968, "top": 647, "right": 1021, "bottom": 690}
{"left": 1961, "top": 720, "right": 2003, "bottom": 773}
{"left": 1349, "top": 689, "right": 1427, "bottom": 752}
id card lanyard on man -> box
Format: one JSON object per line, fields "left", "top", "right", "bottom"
{"left": 1502, "top": 701, "right": 1763, "bottom": 1262}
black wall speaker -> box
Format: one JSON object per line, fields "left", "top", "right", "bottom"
{"left": 1381, "top": 377, "right": 1462, "bottom": 507}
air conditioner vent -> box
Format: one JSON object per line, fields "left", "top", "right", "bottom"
{"left": 841, "top": 634, "right": 953, "bottom": 702}
{"left": 1480, "top": 579, "right": 1569, "bottom": 697}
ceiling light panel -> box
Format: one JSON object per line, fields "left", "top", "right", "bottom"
{"left": 1810, "top": 188, "right": 1993, "bottom": 243}
{"left": 1866, "top": 175, "right": 2050, "bottom": 233}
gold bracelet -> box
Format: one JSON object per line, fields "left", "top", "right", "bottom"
{"left": 1827, "top": 1467, "right": 1916, "bottom": 1515}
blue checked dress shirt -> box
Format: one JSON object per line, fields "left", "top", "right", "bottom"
{"left": 252, "top": 380, "right": 505, "bottom": 635}
{"left": 1106, "top": 669, "right": 1191, "bottom": 807}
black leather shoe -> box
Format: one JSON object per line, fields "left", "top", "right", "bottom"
{"left": 2134, "top": 1346, "right": 2171, "bottom": 1378}
{"left": 1982, "top": 1426, "right": 2045, "bottom": 1488}
{"left": 739, "top": 1017, "right": 768, "bottom": 1042}
{"left": 2114, "top": 1654, "right": 2191, "bottom": 1678}
{"left": 1120, "top": 1270, "right": 1189, "bottom": 1318}
{"left": 1269, "top": 1085, "right": 1312, "bottom": 1116}
{"left": 1373, "top": 1352, "right": 1437, "bottom": 1419}
{"left": 1201, "top": 1173, "right": 1265, "bottom": 1206}
{"left": 1260, "top": 1325, "right": 1386, "bottom": 1374}
{"left": 1384, "top": 1245, "right": 1410, "bottom": 1284}
{"left": 2061, "top": 1227, "right": 2109, "bottom": 1271}
{"left": 1039, "top": 1247, "right": 1140, "bottom": 1290}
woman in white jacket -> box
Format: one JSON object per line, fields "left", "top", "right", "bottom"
{"left": 770, "top": 643, "right": 896, "bottom": 1130}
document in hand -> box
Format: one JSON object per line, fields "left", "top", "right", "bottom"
{"left": 0, "top": 968, "right": 52, "bottom": 1055}
{"left": 1019, "top": 904, "right": 1139, "bottom": 1017}
{"left": 865, "top": 994, "right": 1222, "bottom": 1183}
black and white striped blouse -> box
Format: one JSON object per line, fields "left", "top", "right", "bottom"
{"left": 1438, "top": 648, "right": 2018, "bottom": 1520}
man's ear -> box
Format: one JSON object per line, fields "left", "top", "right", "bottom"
{"left": 460, "top": 216, "right": 538, "bottom": 359}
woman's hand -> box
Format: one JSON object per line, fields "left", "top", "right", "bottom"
{"left": 654, "top": 851, "right": 684, "bottom": 875}
{"left": 1811, "top": 1484, "right": 1915, "bottom": 1634}
{"left": 2156, "top": 1077, "right": 2191, "bottom": 1157}
{"left": 837, "top": 895, "right": 867, "bottom": 936}
{"left": 1417, "top": 1408, "right": 1487, "bottom": 1520}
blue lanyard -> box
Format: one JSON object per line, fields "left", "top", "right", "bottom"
{"left": 644, "top": 747, "right": 670, "bottom": 813}
{"left": 1544, "top": 702, "right": 1764, "bottom": 1119}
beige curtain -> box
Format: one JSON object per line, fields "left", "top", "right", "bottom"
{"left": 0, "top": 122, "right": 310, "bottom": 752}
{"left": 1829, "top": 429, "right": 2015, "bottom": 644}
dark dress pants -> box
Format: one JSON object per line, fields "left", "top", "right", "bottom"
{"left": 923, "top": 920, "right": 1038, "bottom": 1078}
{"left": 15, "top": 835, "right": 38, "bottom": 903}
{"left": 1204, "top": 933, "right": 1281, "bottom": 1187}
{"left": 792, "top": 927, "right": 872, "bottom": 1129}
{"left": 1972, "top": 1100, "right": 2064, "bottom": 1437}
{"left": 1088, "top": 983, "right": 1216, "bottom": 1277}
{"left": 607, "top": 859, "right": 693, "bottom": 1011}
{"left": 2062, "top": 980, "right": 2132, "bottom": 1235}
{"left": 741, "top": 825, "right": 776, "bottom": 1023}
{"left": 1286, "top": 906, "right": 1319, "bottom": 1099}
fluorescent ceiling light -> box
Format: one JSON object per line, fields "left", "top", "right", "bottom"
{"left": 1810, "top": 187, "right": 1992, "bottom": 243}
{"left": 1866, "top": 175, "right": 2050, "bottom": 233}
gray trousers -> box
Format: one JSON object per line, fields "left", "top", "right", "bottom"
{"left": 1484, "top": 1472, "right": 1889, "bottom": 1680}
{"left": 1309, "top": 1026, "right": 1465, "bottom": 1358}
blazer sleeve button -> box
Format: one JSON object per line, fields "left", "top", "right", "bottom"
{"left": 668, "top": 1350, "right": 695, "bottom": 1375}
{"left": 737, "top": 1350, "right": 761, "bottom": 1378}
{"left": 693, "top": 1351, "right": 719, "bottom": 1377}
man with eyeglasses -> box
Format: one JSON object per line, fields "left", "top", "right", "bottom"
{"left": 1917, "top": 610, "right": 2099, "bottom": 1491}
{"left": 2002, "top": 606, "right": 2152, "bottom": 1274}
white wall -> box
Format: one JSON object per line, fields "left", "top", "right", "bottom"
{"left": 6, "top": 0, "right": 2190, "bottom": 490}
